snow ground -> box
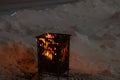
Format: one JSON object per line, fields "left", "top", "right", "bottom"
{"left": 0, "top": 0, "right": 120, "bottom": 80}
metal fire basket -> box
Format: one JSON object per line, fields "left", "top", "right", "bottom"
{"left": 36, "top": 33, "right": 70, "bottom": 79}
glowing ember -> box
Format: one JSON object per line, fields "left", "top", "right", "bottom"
{"left": 44, "top": 51, "right": 52, "bottom": 60}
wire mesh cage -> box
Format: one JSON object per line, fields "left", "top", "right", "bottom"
{"left": 36, "top": 33, "right": 71, "bottom": 76}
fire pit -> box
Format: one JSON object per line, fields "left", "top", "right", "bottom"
{"left": 36, "top": 33, "right": 71, "bottom": 79}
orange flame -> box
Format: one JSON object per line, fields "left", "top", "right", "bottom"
{"left": 38, "top": 33, "right": 68, "bottom": 61}
{"left": 46, "top": 33, "right": 54, "bottom": 38}
{"left": 44, "top": 51, "right": 52, "bottom": 60}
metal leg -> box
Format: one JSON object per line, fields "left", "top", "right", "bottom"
{"left": 39, "top": 73, "right": 43, "bottom": 80}
{"left": 57, "top": 76, "right": 60, "bottom": 80}
{"left": 67, "top": 71, "right": 69, "bottom": 80}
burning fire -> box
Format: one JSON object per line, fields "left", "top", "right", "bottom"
{"left": 38, "top": 33, "right": 68, "bottom": 61}
{"left": 46, "top": 33, "right": 54, "bottom": 38}
{"left": 38, "top": 33, "right": 57, "bottom": 60}
{"left": 44, "top": 51, "right": 52, "bottom": 60}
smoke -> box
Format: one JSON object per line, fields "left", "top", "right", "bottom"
{"left": 0, "top": 0, "right": 120, "bottom": 79}
{"left": 0, "top": 42, "right": 37, "bottom": 79}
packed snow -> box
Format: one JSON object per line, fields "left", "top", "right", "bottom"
{"left": 0, "top": 0, "right": 120, "bottom": 80}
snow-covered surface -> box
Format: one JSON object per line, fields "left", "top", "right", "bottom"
{"left": 0, "top": 0, "right": 120, "bottom": 79}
